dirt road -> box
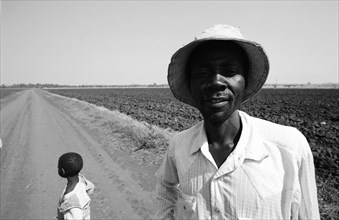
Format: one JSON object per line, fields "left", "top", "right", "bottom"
{"left": 0, "top": 89, "right": 159, "bottom": 219}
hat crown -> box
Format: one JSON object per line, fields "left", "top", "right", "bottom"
{"left": 197, "top": 24, "right": 244, "bottom": 40}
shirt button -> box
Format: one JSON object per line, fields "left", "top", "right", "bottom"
{"left": 214, "top": 207, "right": 220, "bottom": 213}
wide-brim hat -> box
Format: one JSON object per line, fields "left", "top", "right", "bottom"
{"left": 168, "top": 24, "right": 269, "bottom": 107}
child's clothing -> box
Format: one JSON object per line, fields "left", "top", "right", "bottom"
{"left": 57, "top": 174, "right": 94, "bottom": 220}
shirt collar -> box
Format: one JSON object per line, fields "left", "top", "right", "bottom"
{"left": 214, "top": 111, "right": 270, "bottom": 178}
{"left": 239, "top": 111, "right": 269, "bottom": 162}
{"left": 189, "top": 121, "right": 208, "bottom": 155}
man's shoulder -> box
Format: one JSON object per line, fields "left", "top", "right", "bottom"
{"left": 167, "top": 121, "right": 204, "bottom": 156}
{"left": 252, "top": 115, "right": 296, "bottom": 131}
{"left": 171, "top": 120, "right": 204, "bottom": 141}
{"left": 243, "top": 112, "right": 309, "bottom": 154}
{"left": 240, "top": 111, "right": 306, "bottom": 147}
{"left": 250, "top": 114, "right": 303, "bottom": 137}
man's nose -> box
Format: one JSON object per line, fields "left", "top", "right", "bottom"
{"left": 208, "top": 74, "right": 227, "bottom": 90}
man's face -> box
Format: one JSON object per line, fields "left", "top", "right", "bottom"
{"left": 188, "top": 43, "right": 246, "bottom": 125}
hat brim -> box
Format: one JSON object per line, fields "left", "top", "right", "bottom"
{"left": 168, "top": 37, "right": 269, "bottom": 107}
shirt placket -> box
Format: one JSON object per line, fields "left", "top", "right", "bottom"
{"left": 210, "top": 173, "right": 229, "bottom": 219}
{"left": 211, "top": 155, "right": 244, "bottom": 219}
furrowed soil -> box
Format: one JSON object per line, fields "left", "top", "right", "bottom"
{"left": 0, "top": 89, "right": 160, "bottom": 219}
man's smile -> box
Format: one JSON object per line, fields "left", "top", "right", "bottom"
{"left": 204, "top": 96, "right": 231, "bottom": 108}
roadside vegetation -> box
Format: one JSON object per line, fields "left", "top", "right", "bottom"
{"left": 0, "top": 88, "right": 26, "bottom": 99}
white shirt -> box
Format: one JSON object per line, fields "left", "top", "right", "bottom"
{"left": 155, "top": 110, "right": 320, "bottom": 219}
{"left": 57, "top": 174, "right": 94, "bottom": 220}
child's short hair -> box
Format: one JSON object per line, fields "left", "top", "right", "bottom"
{"left": 58, "top": 152, "right": 83, "bottom": 178}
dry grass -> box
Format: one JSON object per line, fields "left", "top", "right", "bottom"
{"left": 76, "top": 103, "right": 174, "bottom": 166}
{"left": 101, "top": 117, "right": 172, "bottom": 166}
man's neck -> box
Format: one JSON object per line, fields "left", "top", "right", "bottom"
{"left": 204, "top": 110, "right": 242, "bottom": 149}
{"left": 204, "top": 110, "right": 242, "bottom": 168}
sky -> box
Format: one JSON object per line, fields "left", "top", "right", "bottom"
{"left": 1, "top": 0, "right": 338, "bottom": 86}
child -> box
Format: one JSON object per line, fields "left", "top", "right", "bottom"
{"left": 57, "top": 152, "right": 95, "bottom": 220}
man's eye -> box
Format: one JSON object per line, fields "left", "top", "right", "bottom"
{"left": 200, "top": 71, "right": 210, "bottom": 75}
{"left": 195, "top": 71, "right": 210, "bottom": 77}
{"left": 222, "top": 71, "right": 237, "bottom": 77}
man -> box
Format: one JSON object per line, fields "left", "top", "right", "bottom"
{"left": 155, "top": 24, "right": 320, "bottom": 219}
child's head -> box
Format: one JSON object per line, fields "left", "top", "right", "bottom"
{"left": 58, "top": 152, "right": 83, "bottom": 178}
